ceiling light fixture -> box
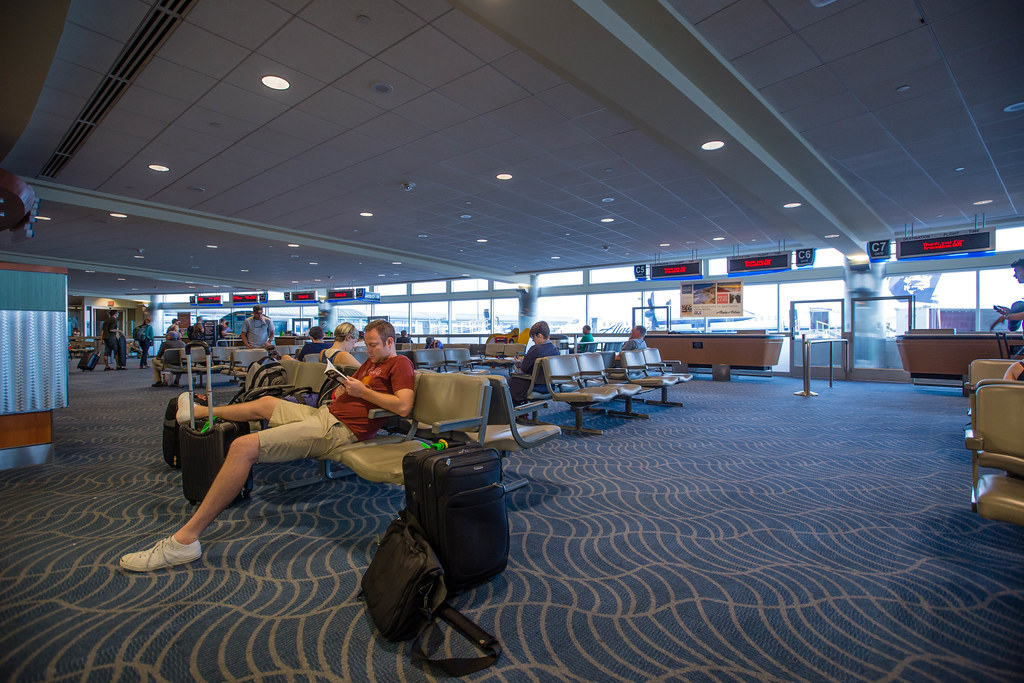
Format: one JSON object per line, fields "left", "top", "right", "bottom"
{"left": 601, "top": 197, "right": 615, "bottom": 203}
{"left": 109, "top": 213, "right": 127, "bottom": 218}
{"left": 309, "top": 262, "right": 318, "bottom": 265}
{"left": 371, "top": 82, "right": 394, "bottom": 94}
{"left": 1002, "top": 102, "right": 1024, "bottom": 113}
{"left": 287, "top": 243, "right": 300, "bottom": 247}
{"left": 824, "top": 234, "right": 839, "bottom": 239}
{"left": 261, "top": 75, "right": 290, "bottom": 90}
{"left": 85, "top": 270, "right": 95, "bottom": 273}
{"left": 600, "top": 218, "right": 615, "bottom": 223}
{"left": 392, "top": 261, "right": 402, "bottom": 265}
{"left": 148, "top": 164, "right": 170, "bottom": 172}
{"left": 133, "top": 255, "right": 144, "bottom": 258}
{"left": 359, "top": 212, "right": 373, "bottom": 217}
{"left": 206, "top": 244, "right": 218, "bottom": 249}
{"left": 895, "top": 85, "right": 911, "bottom": 93}
{"left": 974, "top": 199, "right": 993, "bottom": 205}
{"left": 36, "top": 216, "right": 51, "bottom": 221}
{"left": 701, "top": 140, "right": 725, "bottom": 151}
{"left": 418, "top": 234, "right": 428, "bottom": 238}
{"left": 476, "top": 238, "right": 488, "bottom": 243}
{"left": 495, "top": 173, "right": 513, "bottom": 180}
{"left": 660, "top": 243, "right": 670, "bottom": 247}
{"left": 240, "top": 269, "right": 249, "bottom": 272}
{"left": 460, "top": 214, "right": 472, "bottom": 219}
{"left": 783, "top": 202, "right": 802, "bottom": 208}
{"left": 117, "top": 277, "right": 126, "bottom": 281}
{"left": 954, "top": 167, "right": 965, "bottom": 172}
{"left": 712, "top": 237, "right": 725, "bottom": 241}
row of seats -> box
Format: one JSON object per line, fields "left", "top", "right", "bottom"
{"left": 964, "top": 358, "right": 1024, "bottom": 527}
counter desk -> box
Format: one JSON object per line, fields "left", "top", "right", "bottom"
{"left": 645, "top": 333, "right": 784, "bottom": 381}
{"left": 895, "top": 333, "right": 1022, "bottom": 389}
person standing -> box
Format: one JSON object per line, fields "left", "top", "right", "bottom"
{"left": 240, "top": 306, "right": 274, "bottom": 349}
{"left": 189, "top": 317, "right": 206, "bottom": 343}
{"left": 990, "top": 258, "right": 1024, "bottom": 330}
{"left": 135, "top": 316, "right": 155, "bottom": 369}
{"left": 102, "top": 312, "right": 127, "bottom": 370}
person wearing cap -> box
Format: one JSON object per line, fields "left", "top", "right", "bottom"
{"left": 284, "top": 326, "right": 331, "bottom": 361}
{"left": 240, "top": 306, "right": 274, "bottom": 349}
{"left": 151, "top": 331, "right": 186, "bottom": 387}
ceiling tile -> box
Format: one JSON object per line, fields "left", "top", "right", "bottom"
{"left": 378, "top": 25, "right": 483, "bottom": 89}
{"left": 334, "top": 59, "right": 430, "bottom": 109}
{"left": 258, "top": 17, "right": 369, "bottom": 83}
{"left": 196, "top": 82, "right": 291, "bottom": 125}
{"left": 492, "top": 51, "right": 564, "bottom": 94}
{"left": 299, "top": 0, "right": 425, "bottom": 55}
{"left": 159, "top": 22, "right": 250, "bottom": 79}
{"left": 799, "top": 0, "right": 925, "bottom": 62}
{"left": 694, "top": 0, "right": 790, "bottom": 61}
{"left": 185, "top": 0, "right": 292, "bottom": 49}
{"left": 760, "top": 65, "right": 846, "bottom": 112}
{"left": 433, "top": 8, "right": 516, "bottom": 62}
{"left": 53, "top": 22, "right": 123, "bottom": 74}
{"left": 393, "top": 91, "right": 476, "bottom": 131}
{"left": 439, "top": 65, "right": 531, "bottom": 115}
{"left": 730, "top": 33, "right": 821, "bottom": 89}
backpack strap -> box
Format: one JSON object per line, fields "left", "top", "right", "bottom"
{"left": 411, "top": 602, "right": 502, "bottom": 676}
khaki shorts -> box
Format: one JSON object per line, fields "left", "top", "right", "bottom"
{"left": 257, "top": 400, "right": 357, "bottom": 463}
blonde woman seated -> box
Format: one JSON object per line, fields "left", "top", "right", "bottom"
{"left": 319, "top": 322, "right": 360, "bottom": 367}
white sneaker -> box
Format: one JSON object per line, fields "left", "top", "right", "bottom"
{"left": 175, "top": 392, "right": 208, "bottom": 424}
{"left": 120, "top": 536, "right": 202, "bottom": 572}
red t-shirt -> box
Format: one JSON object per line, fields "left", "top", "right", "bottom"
{"left": 328, "top": 354, "right": 415, "bottom": 441}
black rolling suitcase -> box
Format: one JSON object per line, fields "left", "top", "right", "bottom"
{"left": 402, "top": 443, "right": 508, "bottom": 593}
{"left": 77, "top": 352, "right": 98, "bottom": 371}
{"left": 178, "top": 342, "right": 253, "bottom": 506}
{"left": 162, "top": 397, "right": 181, "bottom": 468}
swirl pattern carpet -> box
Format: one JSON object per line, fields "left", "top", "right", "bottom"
{"left": 1, "top": 367, "right": 1022, "bottom": 682}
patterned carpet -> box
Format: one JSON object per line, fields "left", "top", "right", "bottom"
{"left": 1, "top": 365, "right": 1022, "bottom": 682}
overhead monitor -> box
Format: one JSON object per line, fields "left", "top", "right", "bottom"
{"left": 650, "top": 260, "right": 702, "bottom": 280}
{"left": 896, "top": 231, "right": 993, "bottom": 260}
{"left": 285, "top": 290, "right": 317, "bottom": 302}
{"left": 189, "top": 294, "right": 222, "bottom": 306}
{"left": 231, "top": 291, "right": 268, "bottom": 305}
{"left": 326, "top": 288, "right": 356, "bottom": 302}
{"left": 727, "top": 252, "right": 790, "bottom": 275}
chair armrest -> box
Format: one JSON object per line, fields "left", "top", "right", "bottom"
{"left": 965, "top": 429, "right": 983, "bottom": 451}
{"left": 367, "top": 408, "right": 397, "bottom": 420}
{"left": 427, "top": 416, "right": 486, "bottom": 433}
{"left": 514, "top": 399, "right": 549, "bottom": 415}
{"left": 509, "top": 373, "right": 531, "bottom": 380}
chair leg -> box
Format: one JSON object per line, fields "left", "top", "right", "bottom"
{"left": 601, "top": 395, "right": 649, "bottom": 419}
{"left": 558, "top": 405, "right": 602, "bottom": 435}
{"left": 640, "top": 386, "right": 683, "bottom": 407}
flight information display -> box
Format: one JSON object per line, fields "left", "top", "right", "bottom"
{"left": 231, "top": 291, "right": 268, "bottom": 305}
{"left": 727, "top": 252, "right": 790, "bottom": 275}
{"left": 896, "top": 231, "right": 993, "bottom": 260}
{"left": 326, "top": 288, "right": 356, "bottom": 302}
{"left": 189, "top": 294, "right": 222, "bottom": 305}
{"left": 285, "top": 290, "right": 317, "bottom": 302}
{"left": 650, "top": 261, "right": 702, "bottom": 279}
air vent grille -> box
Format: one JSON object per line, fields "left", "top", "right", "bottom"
{"left": 38, "top": 0, "right": 195, "bottom": 179}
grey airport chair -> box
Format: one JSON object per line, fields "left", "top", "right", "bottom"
{"left": 575, "top": 352, "right": 647, "bottom": 419}
{"left": 539, "top": 355, "right": 618, "bottom": 436}
{"left": 613, "top": 349, "right": 684, "bottom": 407}
{"left": 411, "top": 348, "right": 446, "bottom": 372}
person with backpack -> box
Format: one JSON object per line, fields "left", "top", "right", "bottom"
{"left": 134, "top": 316, "right": 155, "bottom": 369}
{"left": 101, "top": 312, "right": 126, "bottom": 371}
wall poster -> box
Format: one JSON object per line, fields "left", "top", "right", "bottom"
{"left": 680, "top": 281, "right": 744, "bottom": 318}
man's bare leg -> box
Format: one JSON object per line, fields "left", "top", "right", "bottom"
{"left": 173, "top": 433, "right": 260, "bottom": 544}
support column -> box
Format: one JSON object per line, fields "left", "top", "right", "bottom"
{"left": 517, "top": 274, "right": 538, "bottom": 333}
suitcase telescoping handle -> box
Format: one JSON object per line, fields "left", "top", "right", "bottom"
{"left": 185, "top": 341, "right": 211, "bottom": 430}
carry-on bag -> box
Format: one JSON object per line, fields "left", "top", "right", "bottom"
{"left": 162, "top": 396, "right": 181, "bottom": 468}
{"left": 402, "top": 443, "right": 508, "bottom": 593}
{"left": 361, "top": 511, "right": 502, "bottom": 676}
{"left": 178, "top": 342, "right": 252, "bottom": 506}
{"left": 77, "top": 352, "right": 98, "bottom": 371}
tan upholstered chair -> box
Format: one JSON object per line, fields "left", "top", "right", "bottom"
{"left": 965, "top": 382, "right": 1024, "bottom": 526}
{"left": 966, "top": 359, "right": 1018, "bottom": 428}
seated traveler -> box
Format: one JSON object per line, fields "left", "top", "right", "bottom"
{"left": 282, "top": 326, "right": 330, "bottom": 361}
{"left": 578, "top": 325, "right": 596, "bottom": 352}
{"left": 396, "top": 329, "right": 412, "bottom": 345}
{"left": 508, "top": 321, "right": 560, "bottom": 405}
{"left": 120, "top": 320, "right": 415, "bottom": 571}
{"left": 319, "top": 322, "right": 360, "bottom": 366}
{"left": 617, "top": 325, "right": 647, "bottom": 362}
{"left": 424, "top": 336, "right": 443, "bottom": 349}
{"left": 151, "top": 332, "right": 186, "bottom": 387}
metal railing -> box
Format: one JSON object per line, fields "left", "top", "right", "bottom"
{"left": 794, "top": 334, "right": 848, "bottom": 397}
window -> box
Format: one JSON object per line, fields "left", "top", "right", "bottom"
{"left": 492, "top": 280, "right": 518, "bottom": 290}
{"left": 373, "top": 303, "right": 409, "bottom": 332}
{"left": 450, "top": 299, "right": 491, "bottom": 335}
{"left": 537, "top": 271, "right": 582, "bottom": 287}
{"left": 887, "top": 271, "right": 977, "bottom": 331}
{"left": 779, "top": 280, "right": 844, "bottom": 333}
{"left": 590, "top": 265, "right": 636, "bottom": 284}
{"left": 491, "top": 297, "right": 519, "bottom": 334}
{"left": 813, "top": 248, "right": 845, "bottom": 268}
{"left": 376, "top": 283, "right": 407, "bottom": 296}
{"left": 410, "top": 301, "right": 449, "bottom": 336}
{"left": 586, "top": 291, "right": 644, "bottom": 334}
{"left": 707, "top": 258, "right": 727, "bottom": 276}
{"left": 536, "top": 295, "right": 586, "bottom": 333}
{"left": 411, "top": 281, "right": 446, "bottom": 295}
{"left": 996, "top": 226, "right": 1024, "bottom": 252}
{"left": 452, "top": 278, "right": 488, "bottom": 292}
{"left": 981, "top": 266, "right": 1018, "bottom": 330}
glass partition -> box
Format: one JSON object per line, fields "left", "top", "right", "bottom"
{"left": 850, "top": 296, "right": 912, "bottom": 377}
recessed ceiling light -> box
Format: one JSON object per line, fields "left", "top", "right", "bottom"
{"left": 601, "top": 197, "right": 615, "bottom": 203}
{"left": 109, "top": 213, "right": 128, "bottom": 218}
{"left": 359, "top": 212, "right": 373, "bottom": 217}
{"left": 974, "top": 199, "right": 993, "bottom": 205}
{"left": 701, "top": 140, "right": 725, "bottom": 151}
{"left": 289, "top": 254, "right": 299, "bottom": 258}
{"left": 495, "top": 173, "right": 513, "bottom": 180}
{"left": 418, "top": 234, "right": 428, "bottom": 238}
{"left": 685, "top": 240, "right": 695, "bottom": 244}
{"left": 206, "top": 244, "right": 218, "bottom": 249}
{"left": 712, "top": 237, "right": 725, "bottom": 241}
{"left": 131, "top": 288, "right": 138, "bottom": 291}
{"left": 36, "top": 215, "right": 51, "bottom": 220}
{"left": 476, "top": 238, "right": 488, "bottom": 243}
{"left": 551, "top": 256, "right": 560, "bottom": 259}
{"left": 148, "top": 164, "right": 170, "bottom": 172}
{"left": 659, "top": 243, "right": 670, "bottom": 247}
{"left": 783, "top": 202, "right": 802, "bottom": 209}
{"left": 261, "top": 75, "right": 290, "bottom": 90}
{"left": 188, "top": 186, "right": 206, "bottom": 192}
{"left": 292, "top": 281, "right": 299, "bottom": 284}
{"left": 240, "top": 269, "right": 249, "bottom": 272}
{"left": 954, "top": 167, "right": 965, "bottom": 172}
{"left": 392, "top": 261, "right": 402, "bottom": 265}
{"left": 895, "top": 85, "right": 911, "bottom": 93}
{"left": 314, "top": 278, "right": 321, "bottom": 282}
{"left": 133, "top": 255, "right": 144, "bottom": 259}
{"left": 824, "top": 234, "right": 839, "bottom": 239}
{"left": 378, "top": 273, "right": 386, "bottom": 277}
{"left": 600, "top": 218, "right": 615, "bottom": 223}
{"left": 460, "top": 214, "right": 472, "bottom": 219}
{"left": 1002, "top": 102, "right": 1024, "bottom": 113}
{"left": 117, "top": 277, "right": 126, "bottom": 281}
{"left": 85, "top": 270, "right": 95, "bottom": 273}
{"left": 309, "top": 262, "right": 318, "bottom": 265}
{"left": 371, "top": 82, "right": 394, "bottom": 94}
{"left": 287, "top": 243, "right": 300, "bottom": 247}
